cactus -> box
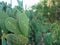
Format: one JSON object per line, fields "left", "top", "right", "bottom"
{"left": 2, "top": 37, "right": 7, "bottom": 45}
{"left": 0, "top": 11, "right": 8, "bottom": 33}
{"left": 5, "top": 17, "right": 20, "bottom": 34}
{"left": 17, "top": 11, "right": 29, "bottom": 37}
{"left": 6, "top": 34, "right": 28, "bottom": 45}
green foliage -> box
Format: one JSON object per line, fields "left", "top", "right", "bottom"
{"left": 27, "top": 0, "right": 60, "bottom": 45}
{"left": 6, "top": 34, "right": 28, "bottom": 45}
{"left": 2, "top": 37, "right": 7, "bottom": 45}
{"left": 44, "top": 33, "right": 52, "bottom": 45}
{"left": 17, "top": 11, "right": 29, "bottom": 37}
{"left": 0, "top": 11, "right": 8, "bottom": 33}
{"left": 17, "top": 0, "right": 23, "bottom": 9}
{"left": 0, "top": 1, "right": 29, "bottom": 45}
{"left": 5, "top": 17, "right": 20, "bottom": 34}
{"left": 0, "top": 0, "right": 60, "bottom": 45}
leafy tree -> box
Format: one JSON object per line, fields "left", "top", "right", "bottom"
{"left": 27, "top": 0, "right": 60, "bottom": 45}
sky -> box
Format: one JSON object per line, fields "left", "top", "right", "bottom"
{"left": 0, "top": 0, "right": 40, "bottom": 9}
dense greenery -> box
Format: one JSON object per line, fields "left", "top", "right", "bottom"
{"left": 0, "top": 0, "right": 29, "bottom": 45}
{"left": 0, "top": 0, "right": 60, "bottom": 45}
{"left": 27, "top": 0, "right": 60, "bottom": 45}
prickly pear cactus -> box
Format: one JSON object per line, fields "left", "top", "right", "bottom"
{"left": 17, "top": 11, "right": 29, "bottom": 37}
{"left": 5, "top": 17, "right": 20, "bottom": 34}
{"left": 6, "top": 34, "right": 28, "bottom": 45}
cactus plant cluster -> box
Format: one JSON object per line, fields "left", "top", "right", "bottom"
{"left": 0, "top": 1, "right": 29, "bottom": 45}
{"left": 0, "top": 0, "right": 60, "bottom": 45}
